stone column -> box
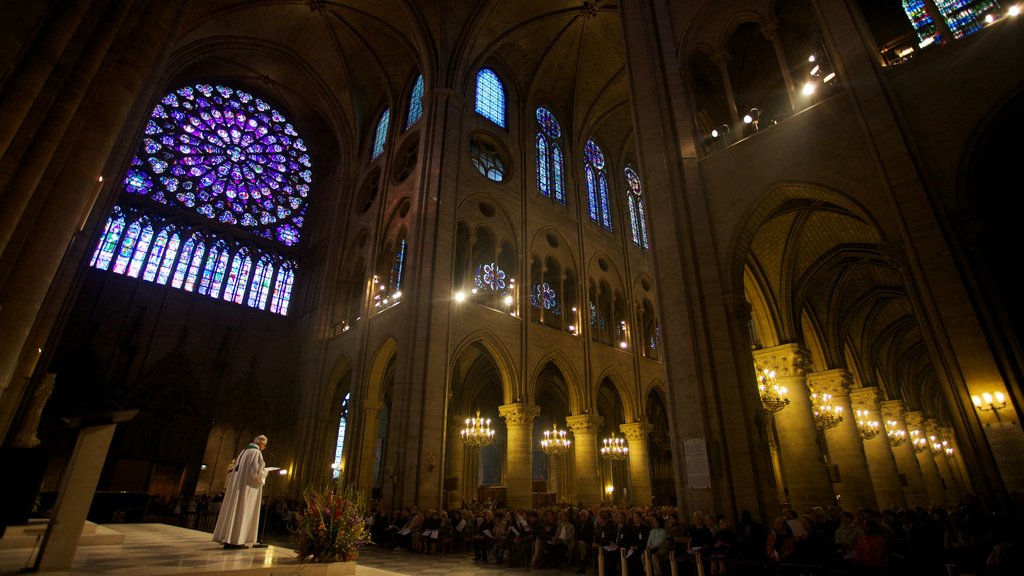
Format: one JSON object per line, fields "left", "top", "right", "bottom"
{"left": 942, "top": 426, "right": 973, "bottom": 495}
{"left": 354, "top": 403, "right": 381, "bottom": 496}
{"left": 567, "top": 413, "right": 604, "bottom": 507}
{"left": 760, "top": 20, "right": 799, "bottom": 114}
{"left": 850, "top": 388, "right": 907, "bottom": 510}
{"left": 905, "top": 411, "right": 946, "bottom": 506}
{"left": 500, "top": 403, "right": 540, "bottom": 509}
{"left": 753, "top": 345, "right": 834, "bottom": 510}
{"left": 926, "top": 420, "right": 959, "bottom": 505}
{"left": 621, "top": 422, "right": 654, "bottom": 506}
{"left": 711, "top": 51, "right": 740, "bottom": 138}
{"left": 880, "top": 401, "right": 929, "bottom": 508}
{"left": 807, "top": 370, "right": 877, "bottom": 510}
{"left": 445, "top": 417, "right": 467, "bottom": 510}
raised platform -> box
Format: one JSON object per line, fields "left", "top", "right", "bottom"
{"left": 0, "top": 519, "right": 125, "bottom": 550}
{"left": 0, "top": 523, "right": 363, "bottom": 576}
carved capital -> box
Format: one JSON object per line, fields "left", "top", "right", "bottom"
{"left": 849, "top": 387, "right": 882, "bottom": 412}
{"left": 807, "top": 369, "right": 852, "bottom": 397}
{"left": 499, "top": 403, "right": 541, "bottom": 426}
{"left": 711, "top": 50, "right": 731, "bottom": 70}
{"left": 566, "top": 413, "right": 604, "bottom": 435}
{"left": 904, "top": 411, "right": 926, "bottom": 429}
{"left": 880, "top": 399, "right": 906, "bottom": 422}
{"left": 760, "top": 20, "right": 780, "bottom": 41}
{"left": 753, "top": 344, "right": 812, "bottom": 377}
{"left": 620, "top": 422, "right": 652, "bottom": 441}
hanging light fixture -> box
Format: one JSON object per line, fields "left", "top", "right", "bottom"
{"left": 460, "top": 410, "right": 495, "bottom": 447}
{"left": 811, "top": 392, "right": 843, "bottom": 430}
{"left": 756, "top": 364, "right": 790, "bottom": 413}
{"left": 855, "top": 409, "right": 880, "bottom": 440}
{"left": 541, "top": 424, "right": 572, "bottom": 456}
{"left": 910, "top": 429, "right": 928, "bottom": 453}
{"left": 600, "top": 433, "right": 628, "bottom": 460}
{"left": 885, "top": 420, "right": 907, "bottom": 447}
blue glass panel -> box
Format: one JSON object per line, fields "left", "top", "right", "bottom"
{"left": 372, "top": 108, "right": 390, "bottom": 160}
{"left": 407, "top": 75, "right": 424, "bottom": 129}
{"left": 475, "top": 69, "right": 505, "bottom": 127}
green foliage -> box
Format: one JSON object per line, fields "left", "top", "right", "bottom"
{"left": 291, "top": 482, "right": 369, "bottom": 563}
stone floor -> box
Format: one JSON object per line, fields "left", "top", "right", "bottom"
{"left": 0, "top": 523, "right": 593, "bottom": 576}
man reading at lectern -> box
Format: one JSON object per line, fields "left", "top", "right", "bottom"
{"left": 213, "top": 435, "right": 270, "bottom": 549}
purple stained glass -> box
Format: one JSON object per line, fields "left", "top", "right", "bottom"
{"left": 474, "top": 262, "right": 507, "bottom": 292}
{"left": 530, "top": 283, "right": 561, "bottom": 315}
{"left": 537, "top": 107, "right": 561, "bottom": 139}
{"left": 124, "top": 83, "right": 311, "bottom": 247}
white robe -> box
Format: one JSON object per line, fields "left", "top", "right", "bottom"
{"left": 212, "top": 444, "right": 269, "bottom": 545}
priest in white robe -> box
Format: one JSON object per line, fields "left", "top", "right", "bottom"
{"left": 213, "top": 435, "right": 270, "bottom": 549}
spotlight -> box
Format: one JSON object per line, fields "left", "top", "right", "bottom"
{"left": 743, "top": 108, "right": 760, "bottom": 124}
{"left": 711, "top": 124, "right": 730, "bottom": 139}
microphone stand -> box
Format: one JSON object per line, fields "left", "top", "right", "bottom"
{"left": 253, "top": 457, "right": 276, "bottom": 548}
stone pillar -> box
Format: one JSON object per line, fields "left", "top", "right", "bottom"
{"left": 354, "top": 403, "right": 381, "bottom": 496}
{"left": 711, "top": 51, "right": 740, "bottom": 138}
{"left": 567, "top": 413, "right": 604, "bottom": 507}
{"left": 760, "top": 20, "right": 799, "bottom": 114}
{"left": 905, "top": 411, "right": 946, "bottom": 506}
{"left": 880, "top": 401, "right": 929, "bottom": 508}
{"left": 942, "top": 426, "right": 973, "bottom": 496}
{"left": 621, "top": 422, "right": 654, "bottom": 506}
{"left": 807, "top": 370, "right": 877, "bottom": 510}
{"left": 850, "top": 388, "right": 907, "bottom": 510}
{"left": 926, "top": 420, "right": 959, "bottom": 505}
{"left": 753, "top": 345, "right": 834, "bottom": 510}
{"left": 445, "top": 417, "right": 467, "bottom": 510}
{"left": 500, "top": 403, "right": 540, "bottom": 509}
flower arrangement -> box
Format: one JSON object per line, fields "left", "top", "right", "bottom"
{"left": 292, "top": 482, "right": 369, "bottom": 563}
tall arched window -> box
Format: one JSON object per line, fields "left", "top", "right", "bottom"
{"left": 332, "top": 392, "right": 350, "bottom": 479}
{"left": 407, "top": 74, "right": 424, "bottom": 129}
{"left": 624, "top": 166, "right": 649, "bottom": 250}
{"left": 584, "top": 139, "right": 611, "bottom": 231}
{"left": 372, "top": 108, "right": 390, "bottom": 160}
{"left": 90, "top": 83, "right": 310, "bottom": 315}
{"left": 536, "top": 107, "right": 565, "bottom": 204}
{"left": 475, "top": 68, "right": 506, "bottom": 127}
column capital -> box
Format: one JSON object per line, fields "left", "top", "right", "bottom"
{"left": 499, "top": 403, "right": 541, "bottom": 426}
{"left": 904, "top": 411, "right": 926, "bottom": 430}
{"left": 806, "top": 369, "right": 853, "bottom": 397}
{"left": 711, "top": 50, "right": 731, "bottom": 69}
{"left": 566, "top": 413, "right": 604, "bottom": 434}
{"left": 620, "top": 422, "right": 652, "bottom": 441}
{"left": 880, "top": 399, "right": 906, "bottom": 422}
{"left": 850, "top": 386, "right": 882, "bottom": 412}
{"left": 760, "top": 20, "right": 780, "bottom": 41}
{"left": 753, "top": 344, "right": 812, "bottom": 377}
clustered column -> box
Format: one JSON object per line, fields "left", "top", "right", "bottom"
{"left": 926, "top": 419, "right": 960, "bottom": 505}
{"left": 500, "top": 403, "right": 540, "bottom": 509}
{"left": 567, "top": 413, "right": 604, "bottom": 507}
{"left": 850, "top": 387, "right": 907, "bottom": 510}
{"left": 807, "top": 370, "right": 876, "bottom": 510}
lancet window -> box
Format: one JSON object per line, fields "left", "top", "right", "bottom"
{"left": 536, "top": 107, "right": 566, "bottom": 204}
{"left": 475, "top": 68, "right": 506, "bottom": 127}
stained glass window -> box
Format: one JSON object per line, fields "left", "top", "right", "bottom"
{"left": 90, "top": 83, "right": 305, "bottom": 316}
{"left": 584, "top": 139, "right": 611, "bottom": 231}
{"left": 475, "top": 69, "right": 505, "bottom": 127}
{"left": 625, "top": 166, "right": 649, "bottom": 250}
{"left": 536, "top": 107, "right": 565, "bottom": 204}
{"left": 530, "top": 283, "right": 560, "bottom": 315}
{"left": 407, "top": 75, "right": 424, "bottom": 129}
{"left": 470, "top": 138, "right": 505, "bottom": 181}
{"left": 123, "top": 83, "right": 310, "bottom": 247}
{"left": 390, "top": 238, "right": 406, "bottom": 292}
{"left": 332, "top": 392, "right": 350, "bottom": 479}
{"left": 373, "top": 108, "right": 390, "bottom": 160}
{"left": 474, "top": 262, "right": 508, "bottom": 292}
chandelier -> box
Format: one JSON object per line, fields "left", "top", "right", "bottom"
{"left": 811, "top": 392, "right": 843, "bottom": 430}
{"left": 460, "top": 410, "right": 495, "bottom": 447}
{"left": 885, "top": 420, "right": 906, "bottom": 447}
{"left": 855, "top": 409, "right": 880, "bottom": 440}
{"left": 910, "top": 429, "right": 928, "bottom": 453}
{"left": 541, "top": 424, "right": 572, "bottom": 456}
{"left": 756, "top": 365, "right": 790, "bottom": 413}
{"left": 929, "top": 435, "right": 950, "bottom": 456}
{"left": 600, "top": 433, "right": 629, "bottom": 460}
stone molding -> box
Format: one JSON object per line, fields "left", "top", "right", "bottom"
{"left": 499, "top": 403, "right": 541, "bottom": 426}
{"left": 806, "top": 369, "right": 852, "bottom": 397}
{"left": 566, "top": 413, "right": 604, "bottom": 434}
{"left": 752, "top": 344, "right": 811, "bottom": 378}
{"left": 620, "top": 421, "right": 652, "bottom": 441}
